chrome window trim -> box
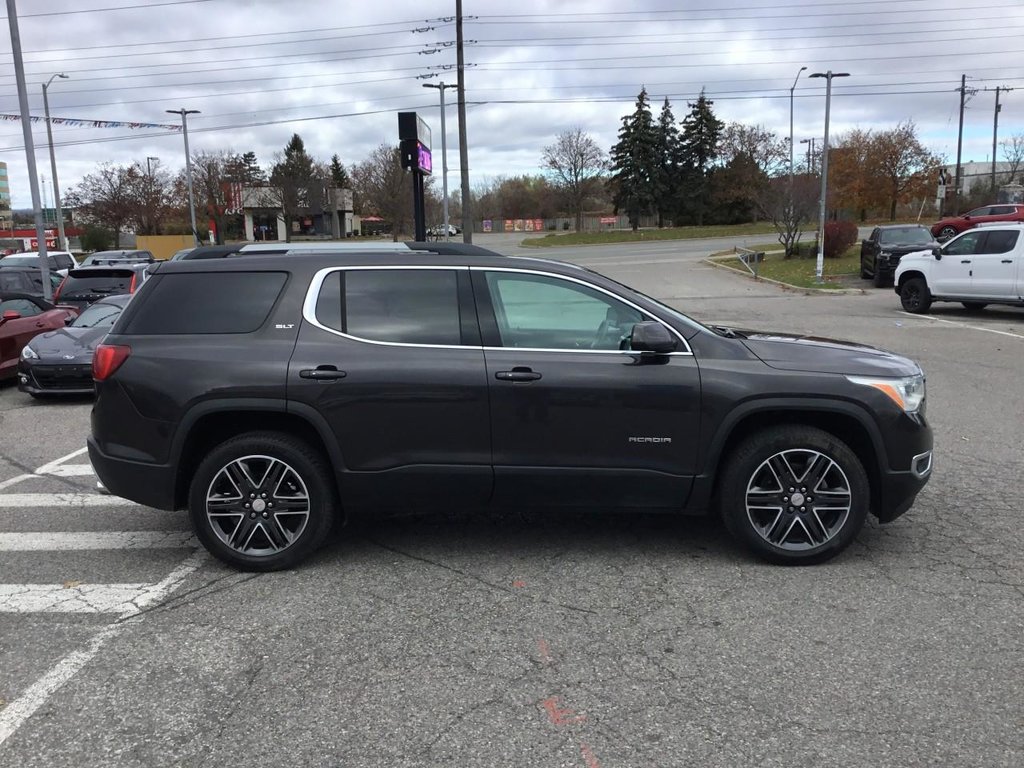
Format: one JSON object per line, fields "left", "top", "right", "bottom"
{"left": 301, "top": 264, "right": 693, "bottom": 356}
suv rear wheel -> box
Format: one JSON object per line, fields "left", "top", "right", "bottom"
{"left": 188, "top": 431, "right": 336, "bottom": 571}
{"left": 719, "top": 426, "right": 869, "bottom": 565}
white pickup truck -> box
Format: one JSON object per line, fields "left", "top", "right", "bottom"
{"left": 895, "top": 223, "right": 1024, "bottom": 313}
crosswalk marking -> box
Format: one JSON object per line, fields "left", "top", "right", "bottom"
{"left": 0, "top": 531, "right": 194, "bottom": 551}
{"left": 0, "top": 493, "right": 138, "bottom": 508}
{"left": 39, "top": 464, "right": 95, "bottom": 477}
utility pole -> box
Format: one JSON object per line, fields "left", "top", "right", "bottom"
{"left": 954, "top": 74, "right": 967, "bottom": 214}
{"left": 456, "top": 0, "right": 472, "bottom": 243}
{"left": 800, "top": 138, "right": 817, "bottom": 175}
{"left": 166, "top": 108, "right": 200, "bottom": 246}
{"left": 422, "top": 82, "right": 451, "bottom": 240}
{"left": 809, "top": 70, "right": 850, "bottom": 284}
{"left": 986, "top": 86, "right": 1013, "bottom": 193}
{"left": 42, "top": 72, "right": 69, "bottom": 251}
{"left": 6, "top": 0, "right": 52, "bottom": 299}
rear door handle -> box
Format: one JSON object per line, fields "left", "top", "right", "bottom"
{"left": 960, "top": 259, "right": 971, "bottom": 264}
{"left": 1002, "top": 259, "right": 1013, "bottom": 263}
{"left": 495, "top": 368, "right": 541, "bottom": 382}
{"left": 299, "top": 366, "right": 347, "bottom": 380}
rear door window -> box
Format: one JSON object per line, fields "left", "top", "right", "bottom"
{"left": 60, "top": 273, "right": 133, "bottom": 298}
{"left": 979, "top": 230, "right": 1020, "bottom": 254}
{"left": 123, "top": 271, "right": 287, "bottom": 334}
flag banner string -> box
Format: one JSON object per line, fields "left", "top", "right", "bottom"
{"left": 0, "top": 114, "right": 181, "bottom": 130}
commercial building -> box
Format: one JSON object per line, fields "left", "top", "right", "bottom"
{"left": 239, "top": 185, "right": 354, "bottom": 241}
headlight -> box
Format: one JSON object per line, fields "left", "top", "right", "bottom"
{"left": 20, "top": 345, "right": 38, "bottom": 361}
{"left": 847, "top": 374, "right": 926, "bottom": 413}
{"left": 879, "top": 250, "right": 893, "bottom": 258}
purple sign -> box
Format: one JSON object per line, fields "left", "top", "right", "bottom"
{"left": 417, "top": 142, "right": 432, "bottom": 175}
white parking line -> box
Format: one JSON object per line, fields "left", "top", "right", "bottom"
{"left": 0, "top": 447, "right": 91, "bottom": 492}
{"left": 898, "top": 311, "right": 1024, "bottom": 339}
{"left": 39, "top": 464, "right": 95, "bottom": 478}
{"left": 33, "top": 447, "right": 89, "bottom": 476}
{"left": 0, "top": 531, "right": 195, "bottom": 551}
{"left": 0, "top": 474, "right": 33, "bottom": 491}
{"left": 0, "top": 551, "right": 207, "bottom": 746}
{"left": 0, "top": 493, "right": 137, "bottom": 508}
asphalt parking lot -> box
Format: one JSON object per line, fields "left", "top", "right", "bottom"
{"left": 1, "top": 236, "right": 1021, "bottom": 767}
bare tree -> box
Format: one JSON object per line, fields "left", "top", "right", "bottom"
{"left": 756, "top": 174, "right": 819, "bottom": 257}
{"left": 64, "top": 163, "right": 140, "bottom": 247}
{"left": 350, "top": 144, "right": 414, "bottom": 241}
{"left": 132, "top": 158, "right": 175, "bottom": 236}
{"left": 1000, "top": 132, "right": 1024, "bottom": 183}
{"left": 542, "top": 128, "right": 606, "bottom": 231}
{"left": 719, "top": 123, "right": 789, "bottom": 177}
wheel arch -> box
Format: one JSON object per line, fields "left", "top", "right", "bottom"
{"left": 896, "top": 269, "right": 927, "bottom": 291}
{"left": 694, "top": 400, "right": 885, "bottom": 515}
{"left": 171, "top": 399, "right": 343, "bottom": 510}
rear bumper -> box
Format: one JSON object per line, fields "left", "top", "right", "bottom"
{"left": 87, "top": 437, "right": 179, "bottom": 511}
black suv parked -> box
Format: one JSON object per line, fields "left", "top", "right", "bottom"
{"left": 88, "top": 244, "right": 933, "bottom": 570}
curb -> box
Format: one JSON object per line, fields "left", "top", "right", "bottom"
{"left": 704, "top": 255, "right": 867, "bottom": 296}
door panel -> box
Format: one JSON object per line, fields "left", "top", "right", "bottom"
{"left": 932, "top": 231, "right": 982, "bottom": 295}
{"left": 970, "top": 231, "right": 1019, "bottom": 298}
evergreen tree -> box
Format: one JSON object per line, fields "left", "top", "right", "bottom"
{"left": 609, "top": 87, "right": 659, "bottom": 231}
{"left": 240, "top": 151, "right": 266, "bottom": 184}
{"left": 678, "top": 89, "right": 724, "bottom": 225}
{"left": 329, "top": 154, "right": 351, "bottom": 188}
{"left": 653, "top": 97, "right": 683, "bottom": 228}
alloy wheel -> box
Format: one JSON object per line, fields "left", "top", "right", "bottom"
{"left": 205, "top": 454, "right": 310, "bottom": 556}
{"left": 745, "top": 449, "right": 852, "bottom": 551}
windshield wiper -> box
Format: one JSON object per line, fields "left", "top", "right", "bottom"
{"left": 713, "top": 325, "right": 744, "bottom": 339}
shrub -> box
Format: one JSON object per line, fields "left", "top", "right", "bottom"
{"left": 80, "top": 225, "right": 112, "bottom": 252}
{"left": 823, "top": 220, "right": 858, "bottom": 258}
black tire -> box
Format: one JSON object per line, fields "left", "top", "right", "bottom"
{"left": 961, "top": 302, "right": 988, "bottom": 311}
{"left": 938, "top": 225, "right": 958, "bottom": 241}
{"left": 900, "top": 277, "right": 932, "bottom": 313}
{"left": 188, "top": 431, "right": 336, "bottom": 571}
{"left": 719, "top": 426, "right": 869, "bottom": 565}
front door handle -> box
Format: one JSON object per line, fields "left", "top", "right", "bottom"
{"left": 1002, "top": 259, "right": 1013, "bottom": 263}
{"left": 495, "top": 367, "right": 541, "bottom": 382}
{"left": 960, "top": 259, "right": 971, "bottom": 264}
{"left": 299, "top": 366, "right": 347, "bottom": 380}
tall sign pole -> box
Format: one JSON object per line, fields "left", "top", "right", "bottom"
{"left": 6, "top": 0, "right": 52, "bottom": 299}
{"left": 456, "top": 0, "right": 472, "bottom": 242}
{"left": 399, "top": 112, "right": 432, "bottom": 241}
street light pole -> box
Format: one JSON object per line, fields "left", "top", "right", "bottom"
{"left": 42, "top": 72, "right": 69, "bottom": 251}
{"left": 166, "top": 108, "right": 200, "bottom": 246}
{"left": 800, "top": 137, "right": 817, "bottom": 174}
{"left": 789, "top": 67, "right": 807, "bottom": 189}
{"left": 809, "top": 71, "right": 849, "bottom": 283}
{"left": 422, "top": 81, "right": 451, "bottom": 240}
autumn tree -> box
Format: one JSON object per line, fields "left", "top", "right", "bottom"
{"left": 609, "top": 87, "right": 658, "bottom": 230}
{"left": 871, "top": 121, "right": 942, "bottom": 220}
{"left": 542, "top": 128, "right": 605, "bottom": 231}
{"left": 350, "top": 144, "right": 416, "bottom": 241}
{"left": 829, "top": 129, "right": 880, "bottom": 220}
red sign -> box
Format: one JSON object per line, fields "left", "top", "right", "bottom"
{"left": 29, "top": 237, "right": 57, "bottom": 249}
{"left": 600, "top": 216, "right": 617, "bottom": 225}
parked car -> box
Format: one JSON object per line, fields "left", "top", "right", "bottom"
{"left": 18, "top": 294, "right": 131, "bottom": 397}
{"left": 0, "top": 251, "right": 77, "bottom": 276}
{"left": 174, "top": 244, "right": 244, "bottom": 260}
{"left": 0, "top": 266, "right": 64, "bottom": 298}
{"left": 896, "top": 223, "right": 1024, "bottom": 313}
{"left": 53, "top": 264, "right": 151, "bottom": 312}
{"left": 168, "top": 247, "right": 195, "bottom": 261}
{"left": 0, "top": 293, "right": 77, "bottom": 381}
{"left": 79, "top": 249, "right": 155, "bottom": 267}
{"left": 89, "top": 242, "right": 933, "bottom": 571}
{"left": 930, "top": 203, "right": 1024, "bottom": 241}
{"left": 428, "top": 224, "right": 461, "bottom": 236}
{"left": 860, "top": 225, "right": 937, "bottom": 287}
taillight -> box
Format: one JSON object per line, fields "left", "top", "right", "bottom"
{"left": 53, "top": 276, "right": 68, "bottom": 302}
{"left": 93, "top": 344, "right": 131, "bottom": 381}
{"left": 129, "top": 273, "right": 137, "bottom": 292}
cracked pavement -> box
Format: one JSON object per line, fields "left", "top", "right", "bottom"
{"left": 0, "top": 238, "right": 1021, "bottom": 767}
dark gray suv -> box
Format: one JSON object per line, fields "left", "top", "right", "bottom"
{"left": 88, "top": 243, "right": 933, "bottom": 570}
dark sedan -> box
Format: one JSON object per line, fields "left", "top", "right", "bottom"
{"left": 860, "top": 225, "right": 937, "bottom": 287}
{"left": 18, "top": 294, "right": 131, "bottom": 397}
{"left": 0, "top": 293, "right": 78, "bottom": 381}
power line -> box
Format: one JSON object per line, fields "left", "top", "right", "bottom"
{"left": 0, "top": 0, "right": 217, "bottom": 19}
{"left": 475, "top": 0, "right": 932, "bottom": 16}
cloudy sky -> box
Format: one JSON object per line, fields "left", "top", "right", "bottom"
{"left": 2, "top": 0, "right": 1023, "bottom": 208}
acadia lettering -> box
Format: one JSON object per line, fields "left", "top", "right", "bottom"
{"left": 628, "top": 436, "right": 672, "bottom": 444}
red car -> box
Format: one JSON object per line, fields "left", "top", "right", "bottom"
{"left": 931, "top": 203, "right": 1024, "bottom": 241}
{"left": 0, "top": 293, "right": 78, "bottom": 381}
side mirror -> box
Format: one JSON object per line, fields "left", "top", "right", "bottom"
{"left": 1, "top": 309, "right": 21, "bottom": 323}
{"left": 932, "top": 247, "right": 942, "bottom": 260}
{"left": 64, "top": 315, "right": 75, "bottom": 325}
{"left": 630, "top": 321, "right": 677, "bottom": 354}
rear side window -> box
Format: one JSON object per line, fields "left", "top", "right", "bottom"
{"left": 0, "top": 272, "right": 29, "bottom": 292}
{"left": 314, "top": 269, "right": 461, "bottom": 345}
{"left": 60, "top": 273, "right": 132, "bottom": 297}
{"left": 124, "top": 271, "right": 286, "bottom": 334}
{"left": 980, "top": 230, "right": 1019, "bottom": 254}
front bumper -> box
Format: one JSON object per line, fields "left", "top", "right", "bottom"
{"left": 18, "top": 361, "right": 94, "bottom": 395}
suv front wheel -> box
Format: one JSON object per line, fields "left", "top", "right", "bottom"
{"left": 188, "top": 431, "right": 336, "bottom": 571}
{"left": 719, "top": 426, "right": 869, "bottom": 565}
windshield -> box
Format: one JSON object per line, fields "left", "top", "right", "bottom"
{"left": 879, "top": 227, "right": 932, "bottom": 246}
{"left": 1, "top": 255, "right": 52, "bottom": 268}
{"left": 72, "top": 301, "right": 122, "bottom": 328}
